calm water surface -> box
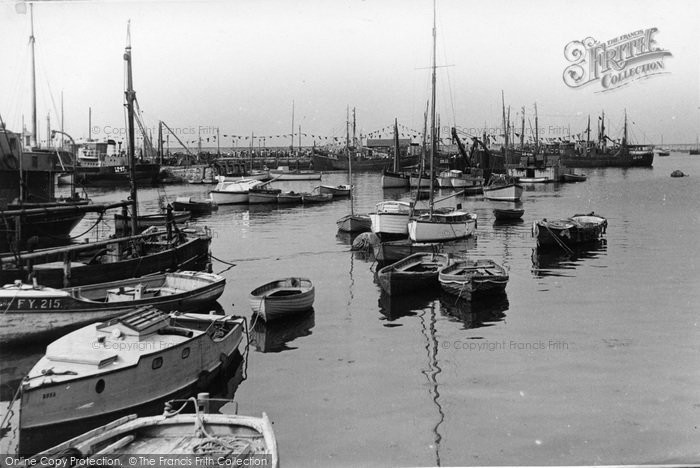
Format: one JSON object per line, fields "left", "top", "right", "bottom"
{"left": 2, "top": 154, "right": 700, "bottom": 466}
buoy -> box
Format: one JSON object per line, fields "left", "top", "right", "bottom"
{"left": 670, "top": 170, "right": 686, "bottom": 178}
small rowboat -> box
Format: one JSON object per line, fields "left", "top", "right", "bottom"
{"left": 172, "top": 196, "right": 218, "bottom": 214}
{"left": 336, "top": 214, "right": 372, "bottom": 233}
{"left": 27, "top": 394, "right": 279, "bottom": 468}
{"left": 249, "top": 278, "right": 315, "bottom": 321}
{"left": 0, "top": 271, "right": 226, "bottom": 344}
{"left": 301, "top": 192, "right": 333, "bottom": 204}
{"left": 248, "top": 187, "right": 282, "bottom": 204}
{"left": 562, "top": 173, "right": 587, "bottom": 182}
{"left": 277, "top": 191, "right": 302, "bottom": 204}
{"left": 376, "top": 252, "right": 450, "bottom": 296}
{"left": 319, "top": 184, "right": 351, "bottom": 197}
{"left": 438, "top": 258, "right": 509, "bottom": 299}
{"left": 533, "top": 212, "right": 607, "bottom": 249}
{"left": 493, "top": 208, "right": 524, "bottom": 220}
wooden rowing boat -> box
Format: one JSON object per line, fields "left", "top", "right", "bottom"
{"left": 172, "top": 196, "right": 218, "bottom": 213}
{"left": 248, "top": 277, "right": 315, "bottom": 321}
{"left": 376, "top": 252, "right": 450, "bottom": 296}
{"left": 0, "top": 271, "right": 226, "bottom": 344}
{"left": 26, "top": 394, "right": 279, "bottom": 468}
{"left": 319, "top": 184, "right": 351, "bottom": 197}
{"left": 20, "top": 307, "right": 245, "bottom": 429}
{"left": 533, "top": 212, "right": 607, "bottom": 248}
{"left": 493, "top": 208, "right": 524, "bottom": 220}
{"left": 438, "top": 258, "right": 509, "bottom": 299}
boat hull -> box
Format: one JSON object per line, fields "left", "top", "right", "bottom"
{"left": 534, "top": 215, "right": 607, "bottom": 248}
{"left": 311, "top": 154, "right": 392, "bottom": 172}
{"left": 336, "top": 214, "right": 372, "bottom": 233}
{"left": 20, "top": 313, "right": 244, "bottom": 429}
{"left": 74, "top": 163, "right": 160, "bottom": 187}
{"left": 493, "top": 208, "right": 524, "bottom": 220}
{"left": 249, "top": 278, "right": 315, "bottom": 321}
{"left": 0, "top": 234, "right": 211, "bottom": 289}
{"left": 438, "top": 259, "right": 509, "bottom": 299}
{"left": 483, "top": 183, "right": 523, "bottom": 201}
{"left": 377, "top": 253, "right": 450, "bottom": 296}
{"left": 269, "top": 171, "right": 322, "bottom": 181}
{"left": 172, "top": 198, "right": 218, "bottom": 214}
{"left": 407, "top": 212, "right": 477, "bottom": 242}
{"left": 0, "top": 271, "right": 225, "bottom": 344}
{"left": 319, "top": 185, "right": 351, "bottom": 197}
{"left": 209, "top": 190, "right": 249, "bottom": 205}
{"left": 114, "top": 212, "right": 190, "bottom": 234}
{"left": 381, "top": 171, "right": 410, "bottom": 188}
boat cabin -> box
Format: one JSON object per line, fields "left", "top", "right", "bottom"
{"left": 96, "top": 306, "right": 169, "bottom": 340}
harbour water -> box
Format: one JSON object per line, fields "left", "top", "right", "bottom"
{"left": 1, "top": 153, "right": 700, "bottom": 466}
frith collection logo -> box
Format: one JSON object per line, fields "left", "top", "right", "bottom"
{"left": 563, "top": 28, "right": 672, "bottom": 92}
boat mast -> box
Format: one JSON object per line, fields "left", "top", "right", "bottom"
{"left": 623, "top": 109, "right": 627, "bottom": 146}
{"left": 158, "top": 121, "right": 163, "bottom": 164}
{"left": 534, "top": 102, "right": 539, "bottom": 154}
{"left": 393, "top": 118, "right": 400, "bottom": 173}
{"left": 352, "top": 107, "right": 356, "bottom": 149}
{"left": 346, "top": 106, "right": 354, "bottom": 216}
{"left": 429, "top": 0, "right": 437, "bottom": 218}
{"left": 501, "top": 91, "right": 508, "bottom": 165}
{"left": 290, "top": 100, "right": 295, "bottom": 155}
{"left": 586, "top": 115, "right": 590, "bottom": 148}
{"left": 29, "top": 3, "right": 37, "bottom": 148}
{"left": 88, "top": 107, "right": 92, "bottom": 141}
{"left": 520, "top": 106, "right": 525, "bottom": 150}
{"left": 124, "top": 21, "right": 138, "bottom": 235}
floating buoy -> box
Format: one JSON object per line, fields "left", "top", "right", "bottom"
{"left": 670, "top": 170, "right": 686, "bottom": 178}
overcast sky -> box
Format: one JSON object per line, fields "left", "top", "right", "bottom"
{"left": 1, "top": 0, "right": 698, "bottom": 149}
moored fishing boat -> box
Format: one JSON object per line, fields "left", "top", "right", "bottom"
{"left": 373, "top": 239, "right": 443, "bottom": 265}
{"left": 319, "top": 184, "right": 351, "bottom": 197}
{"left": 114, "top": 210, "right": 190, "bottom": 234}
{"left": 407, "top": 207, "right": 477, "bottom": 242}
{"left": 438, "top": 258, "right": 509, "bottom": 299}
{"left": 172, "top": 196, "right": 218, "bottom": 214}
{"left": 336, "top": 213, "right": 372, "bottom": 233}
{"left": 376, "top": 252, "right": 450, "bottom": 296}
{"left": 493, "top": 208, "right": 524, "bottom": 220}
{"left": 369, "top": 200, "right": 412, "bottom": 240}
{"left": 0, "top": 271, "right": 225, "bottom": 344}
{"left": 533, "top": 212, "right": 607, "bottom": 248}
{"left": 483, "top": 174, "right": 523, "bottom": 201}
{"left": 249, "top": 277, "right": 315, "bottom": 321}
{"left": 20, "top": 306, "right": 245, "bottom": 429}
{"left": 269, "top": 165, "right": 321, "bottom": 181}
{"left": 561, "top": 173, "right": 587, "bottom": 182}
{"left": 248, "top": 187, "right": 282, "bottom": 204}
{"left": 381, "top": 119, "right": 410, "bottom": 189}
{"left": 301, "top": 192, "right": 333, "bottom": 203}
{"left": 277, "top": 191, "right": 302, "bottom": 204}
{"left": 209, "top": 177, "right": 264, "bottom": 205}
{"left": 27, "top": 394, "right": 279, "bottom": 468}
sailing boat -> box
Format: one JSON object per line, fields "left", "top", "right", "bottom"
{"left": 0, "top": 3, "right": 95, "bottom": 253}
{"left": 381, "top": 119, "right": 410, "bottom": 188}
{"left": 654, "top": 135, "right": 670, "bottom": 157}
{"left": 483, "top": 92, "right": 523, "bottom": 201}
{"left": 407, "top": 3, "right": 477, "bottom": 243}
{"left": 690, "top": 136, "right": 700, "bottom": 155}
{"left": 337, "top": 107, "right": 371, "bottom": 232}
{"left": 0, "top": 22, "right": 211, "bottom": 288}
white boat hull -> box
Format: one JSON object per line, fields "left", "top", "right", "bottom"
{"left": 483, "top": 184, "right": 523, "bottom": 201}
{"left": 20, "top": 313, "right": 244, "bottom": 429}
{"left": 407, "top": 212, "right": 477, "bottom": 242}
{"left": 209, "top": 190, "right": 249, "bottom": 204}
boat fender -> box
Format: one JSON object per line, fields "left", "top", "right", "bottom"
{"left": 532, "top": 222, "right": 539, "bottom": 238}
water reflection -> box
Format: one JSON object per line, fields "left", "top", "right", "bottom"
{"left": 419, "top": 302, "right": 443, "bottom": 466}
{"left": 438, "top": 292, "right": 509, "bottom": 329}
{"left": 530, "top": 241, "right": 607, "bottom": 278}
{"left": 377, "top": 291, "right": 438, "bottom": 323}
{"left": 249, "top": 309, "right": 315, "bottom": 353}
{"left": 17, "top": 351, "right": 246, "bottom": 456}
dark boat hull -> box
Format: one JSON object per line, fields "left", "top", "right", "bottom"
{"left": 560, "top": 147, "right": 653, "bottom": 168}
{"left": 0, "top": 235, "right": 211, "bottom": 289}
{"left": 74, "top": 163, "right": 160, "bottom": 186}
{"left": 534, "top": 217, "right": 607, "bottom": 248}
{"left": 311, "top": 154, "right": 394, "bottom": 172}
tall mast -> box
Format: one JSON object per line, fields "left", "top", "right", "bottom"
{"left": 393, "top": 118, "right": 400, "bottom": 173}
{"left": 124, "top": 20, "right": 138, "bottom": 235}
{"left": 29, "top": 3, "right": 37, "bottom": 148}
{"left": 586, "top": 115, "right": 590, "bottom": 147}
{"left": 501, "top": 91, "right": 508, "bottom": 164}
{"left": 88, "top": 107, "right": 92, "bottom": 141}
{"left": 429, "top": 0, "right": 437, "bottom": 217}
{"left": 46, "top": 113, "right": 50, "bottom": 148}
{"left": 345, "top": 106, "right": 350, "bottom": 152}
{"left": 216, "top": 127, "right": 220, "bottom": 157}
{"left": 60, "top": 91, "right": 64, "bottom": 149}
{"left": 346, "top": 106, "right": 353, "bottom": 216}
{"left": 158, "top": 121, "right": 163, "bottom": 164}
{"left": 534, "top": 102, "right": 539, "bottom": 154}
{"left": 623, "top": 109, "right": 628, "bottom": 146}
{"left": 520, "top": 106, "right": 525, "bottom": 150}
{"left": 352, "top": 107, "right": 356, "bottom": 148}
{"left": 290, "top": 100, "right": 295, "bottom": 154}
